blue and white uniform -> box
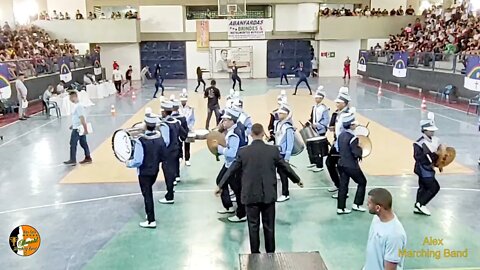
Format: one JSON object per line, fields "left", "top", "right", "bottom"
{"left": 126, "top": 113, "right": 167, "bottom": 224}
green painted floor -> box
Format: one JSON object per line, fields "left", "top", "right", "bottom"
{"left": 83, "top": 149, "right": 480, "bottom": 270}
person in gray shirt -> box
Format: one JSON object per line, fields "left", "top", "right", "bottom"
{"left": 364, "top": 188, "right": 407, "bottom": 270}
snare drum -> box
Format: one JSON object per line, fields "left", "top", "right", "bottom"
{"left": 355, "top": 125, "right": 370, "bottom": 137}
{"left": 195, "top": 129, "right": 210, "bottom": 140}
{"left": 306, "top": 136, "right": 329, "bottom": 157}
{"left": 186, "top": 132, "right": 196, "bottom": 143}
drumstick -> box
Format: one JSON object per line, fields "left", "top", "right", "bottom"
{"left": 299, "top": 121, "right": 305, "bottom": 128}
{"left": 366, "top": 122, "right": 370, "bottom": 128}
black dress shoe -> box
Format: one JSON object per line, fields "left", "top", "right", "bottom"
{"left": 19, "top": 118, "right": 27, "bottom": 121}
{"left": 63, "top": 160, "right": 77, "bottom": 166}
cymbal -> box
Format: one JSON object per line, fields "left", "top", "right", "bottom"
{"left": 206, "top": 130, "right": 226, "bottom": 155}
{"left": 436, "top": 146, "right": 456, "bottom": 169}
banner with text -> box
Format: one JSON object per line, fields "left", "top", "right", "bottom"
{"left": 228, "top": 19, "right": 265, "bottom": 40}
{"left": 196, "top": 20, "right": 210, "bottom": 49}
{"left": 0, "top": 63, "right": 12, "bottom": 99}
{"left": 392, "top": 52, "right": 408, "bottom": 78}
{"left": 357, "top": 51, "right": 368, "bottom": 72}
{"left": 59, "top": 57, "right": 72, "bottom": 82}
{"left": 464, "top": 55, "right": 480, "bottom": 91}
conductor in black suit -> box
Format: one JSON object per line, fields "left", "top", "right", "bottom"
{"left": 216, "top": 123, "right": 303, "bottom": 253}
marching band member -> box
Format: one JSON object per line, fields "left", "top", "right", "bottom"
{"left": 306, "top": 86, "right": 330, "bottom": 172}
{"left": 126, "top": 110, "right": 167, "bottom": 228}
{"left": 326, "top": 91, "right": 352, "bottom": 198}
{"left": 268, "top": 90, "right": 288, "bottom": 143}
{"left": 170, "top": 94, "right": 188, "bottom": 185}
{"left": 211, "top": 109, "right": 247, "bottom": 222}
{"left": 274, "top": 104, "right": 295, "bottom": 202}
{"left": 233, "top": 99, "right": 253, "bottom": 139}
{"left": 413, "top": 113, "right": 441, "bottom": 216}
{"left": 179, "top": 89, "right": 195, "bottom": 167}
{"left": 158, "top": 100, "right": 182, "bottom": 204}
{"left": 337, "top": 112, "right": 367, "bottom": 215}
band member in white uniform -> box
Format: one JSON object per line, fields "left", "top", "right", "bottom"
{"left": 306, "top": 86, "right": 330, "bottom": 172}
{"left": 337, "top": 112, "right": 367, "bottom": 215}
{"left": 179, "top": 89, "right": 195, "bottom": 167}
{"left": 233, "top": 99, "right": 253, "bottom": 140}
{"left": 274, "top": 105, "right": 295, "bottom": 202}
{"left": 413, "top": 113, "right": 441, "bottom": 216}
{"left": 326, "top": 91, "right": 352, "bottom": 198}
{"left": 268, "top": 90, "right": 288, "bottom": 143}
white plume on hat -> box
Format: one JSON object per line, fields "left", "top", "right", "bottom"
{"left": 182, "top": 88, "right": 187, "bottom": 94}
{"left": 169, "top": 94, "right": 176, "bottom": 101}
{"left": 350, "top": 107, "right": 356, "bottom": 114}
{"left": 229, "top": 89, "right": 235, "bottom": 96}
{"left": 145, "top": 107, "right": 152, "bottom": 114}
{"left": 234, "top": 90, "right": 240, "bottom": 98}
{"left": 317, "top": 85, "right": 324, "bottom": 91}
{"left": 280, "top": 90, "right": 286, "bottom": 96}
{"left": 427, "top": 112, "right": 435, "bottom": 121}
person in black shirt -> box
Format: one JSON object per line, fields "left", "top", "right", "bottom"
{"left": 195, "top": 66, "right": 207, "bottom": 92}
{"left": 122, "top": 65, "right": 133, "bottom": 91}
{"left": 231, "top": 61, "right": 247, "bottom": 91}
{"left": 406, "top": 5, "right": 415, "bottom": 15}
{"left": 204, "top": 80, "right": 221, "bottom": 129}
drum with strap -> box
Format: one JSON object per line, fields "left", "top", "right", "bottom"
{"left": 291, "top": 132, "right": 305, "bottom": 156}
{"left": 299, "top": 125, "right": 318, "bottom": 144}
{"left": 306, "top": 136, "right": 329, "bottom": 158}
{"left": 112, "top": 128, "right": 144, "bottom": 162}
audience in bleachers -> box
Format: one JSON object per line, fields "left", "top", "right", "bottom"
{"left": 37, "top": 10, "right": 138, "bottom": 21}
{"left": 383, "top": 0, "right": 479, "bottom": 57}
{"left": 320, "top": 5, "right": 416, "bottom": 17}
{"left": 0, "top": 25, "right": 83, "bottom": 79}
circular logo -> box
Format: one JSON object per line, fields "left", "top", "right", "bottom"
{"left": 9, "top": 225, "right": 41, "bottom": 256}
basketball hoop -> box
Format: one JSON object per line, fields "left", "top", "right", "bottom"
{"left": 218, "top": 0, "right": 246, "bottom": 17}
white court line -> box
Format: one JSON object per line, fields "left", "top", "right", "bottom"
{"left": 0, "top": 118, "right": 57, "bottom": 148}
{"left": 365, "top": 90, "right": 477, "bottom": 127}
{"left": 88, "top": 113, "right": 135, "bottom": 117}
{"left": 356, "top": 108, "right": 418, "bottom": 112}
{"left": 0, "top": 185, "right": 479, "bottom": 215}
{"left": 0, "top": 110, "right": 44, "bottom": 129}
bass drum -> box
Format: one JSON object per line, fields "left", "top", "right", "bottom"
{"left": 111, "top": 128, "right": 144, "bottom": 162}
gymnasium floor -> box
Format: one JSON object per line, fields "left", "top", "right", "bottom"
{"left": 1, "top": 77, "right": 479, "bottom": 270}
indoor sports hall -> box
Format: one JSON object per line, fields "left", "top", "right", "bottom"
{"left": 1, "top": 0, "right": 480, "bottom": 270}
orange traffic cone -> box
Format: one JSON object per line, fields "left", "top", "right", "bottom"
{"left": 421, "top": 97, "right": 427, "bottom": 110}
{"left": 131, "top": 91, "right": 136, "bottom": 100}
{"left": 377, "top": 87, "right": 382, "bottom": 96}
{"left": 111, "top": 105, "right": 116, "bottom": 116}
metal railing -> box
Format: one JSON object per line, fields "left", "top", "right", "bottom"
{"left": 363, "top": 50, "right": 467, "bottom": 74}
{"left": 1, "top": 55, "right": 93, "bottom": 81}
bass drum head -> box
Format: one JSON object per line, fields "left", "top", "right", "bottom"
{"left": 355, "top": 126, "right": 370, "bottom": 137}
{"left": 112, "top": 129, "right": 133, "bottom": 162}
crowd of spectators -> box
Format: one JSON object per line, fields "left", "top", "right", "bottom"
{"left": 380, "top": 0, "right": 479, "bottom": 59}
{"left": 0, "top": 23, "right": 95, "bottom": 80}
{"left": 37, "top": 10, "right": 138, "bottom": 20}
{"left": 320, "top": 5, "right": 416, "bottom": 17}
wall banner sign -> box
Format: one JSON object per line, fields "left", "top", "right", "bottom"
{"left": 228, "top": 19, "right": 265, "bottom": 40}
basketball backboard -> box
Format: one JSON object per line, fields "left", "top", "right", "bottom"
{"left": 218, "top": 0, "right": 246, "bottom": 16}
